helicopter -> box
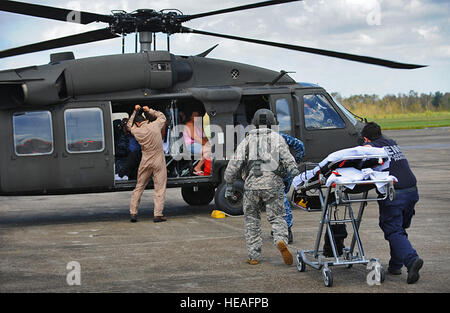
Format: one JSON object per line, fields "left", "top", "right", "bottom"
{"left": 0, "top": 0, "right": 426, "bottom": 215}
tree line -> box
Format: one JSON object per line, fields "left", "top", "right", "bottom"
{"left": 331, "top": 91, "right": 450, "bottom": 117}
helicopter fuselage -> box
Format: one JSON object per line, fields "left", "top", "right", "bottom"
{"left": 0, "top": 51, "right": 363, "bottom": 214}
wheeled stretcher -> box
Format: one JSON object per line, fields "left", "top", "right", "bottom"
{"left": 292, "top": 147, "right": 397, "bottom": 287}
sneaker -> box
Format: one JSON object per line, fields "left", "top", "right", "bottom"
{"left": 288, "top": 227, "right": 293, "bottom": 244}
{"left": 407, "top": 258, "right": 423, "bottom": 284}
{"left": 153, "top": 216, "right": 167, "bottom": 223}
{"left": 122, "top": 175, "right": 129, "bottom": 181}
{"left": 388, "top": 267, "right": 402, "bottom": 275}
{"left": 277, "top": 240, "right": 293, "bottom": 265}
{"left": 247, "top": 259, "right": 259, "bottom": 265}
{"left": 130, "top": 214, "right": 138, "bottom": 223}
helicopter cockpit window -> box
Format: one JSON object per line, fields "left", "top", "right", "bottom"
{"left": 13, "top": 111, "right": 54, "bottom": 156}
{"left": 331, "top": 95, "right": 358, "bottom": 126}
{"left": 64, "top": 108, "right": 105, "bottom": 153}
{"left": 275, "top": 98, "right": 292, "bottom": 134}
{"left": 303, "top": 94, "right": 345, "bottom": 130}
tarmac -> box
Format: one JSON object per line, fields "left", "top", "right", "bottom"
{"left": 0, "top": 127, "right": 449, "bottom": 293}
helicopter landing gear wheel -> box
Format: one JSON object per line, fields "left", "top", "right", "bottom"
{"left": 214, "top": 181, "right": 244, "bottom": 216}
{"left": 181, "top": 185, "right": 215, "bottom": 206}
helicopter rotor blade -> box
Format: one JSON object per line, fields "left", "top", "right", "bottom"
{"left": 0, "top": 28, "right": 119, "bottom": 59}
{"left": 0, "top": 0, "right": 113, "bottom": 24}
{"left": 182, "top": 27, "right": 427, "bottom": 69}
{"left": 178, "top": 0, "right": 302, "bottom": 22}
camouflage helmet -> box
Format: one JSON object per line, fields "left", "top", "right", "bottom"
{"left": 251, "top": 109, "right": 278, "bottom": 127}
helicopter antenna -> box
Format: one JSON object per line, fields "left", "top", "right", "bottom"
{"left": 270, "top": 70, "right": 295, "bottom": 85}
{"left": 196, "top": 44, "right": 219, "bottom": 57}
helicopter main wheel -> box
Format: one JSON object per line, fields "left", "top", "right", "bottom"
{"left": 181, "top": 185, "right": 215, "bottom": 206}
{"left": 214, "top": 180, "right": 244, "bottom": 216}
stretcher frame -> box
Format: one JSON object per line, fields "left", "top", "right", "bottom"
{"left": 294, "top": 157, "right": 395, "bottom": 287}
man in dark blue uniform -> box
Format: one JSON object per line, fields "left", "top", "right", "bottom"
{"left": 362, "top": 122, "right": 423, "bottom": 284}
{"left": 280, "top": 133, "right": 305, "bottom": 243}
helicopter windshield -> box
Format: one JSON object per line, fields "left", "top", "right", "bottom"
{"left": 303, "top": 94, "right": 345, "bottom": 130}
{"left": 331, "top": 96, "right": 358, "bottom": 125}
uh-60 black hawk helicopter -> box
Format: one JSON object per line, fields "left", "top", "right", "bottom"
{"left": 0, "top": 0, "right": 425, "bottom": 215}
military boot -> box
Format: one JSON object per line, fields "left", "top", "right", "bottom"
{"left": 277, "top": 240, "right": 293, "bottom": 265}
{"left": 247, "top": 259, "right": 259, "bottom": 265}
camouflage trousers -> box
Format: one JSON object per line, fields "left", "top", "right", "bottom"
{"left": 243, "top": 188, "right": 288, "bottom": 261}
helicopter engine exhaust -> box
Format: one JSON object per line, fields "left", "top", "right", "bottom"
{"left": 0, "top": 83, "right": 25, "bottom": 108}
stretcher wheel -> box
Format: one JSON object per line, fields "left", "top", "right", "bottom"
{"left": 322, "top": 267, "right": 333, "bottom": 287}
{"left": 380, "top": 267, "right": 386, "bottom": 283}
{"left": 388, "top": 185, "right": 395, "bottom": 201}
{"left": 296, "top": 253, "right": 305, "bottom": 272}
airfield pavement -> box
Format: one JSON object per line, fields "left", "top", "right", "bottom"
{"left": 0, "top": 127, "right": 449, "bottom": 295}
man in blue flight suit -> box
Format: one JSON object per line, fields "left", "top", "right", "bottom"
{"left": 362, "top": 122, "right": 423, "bottom": 284}
{"left": 271, "top": 133, "right": 305, "bottom": 244}
{"left": 281, "top": 133, "right": 305, "bottom": 243}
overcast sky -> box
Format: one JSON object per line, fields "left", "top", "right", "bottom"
{"left": 0, "top": 0, "right": 448, "bottom": 97}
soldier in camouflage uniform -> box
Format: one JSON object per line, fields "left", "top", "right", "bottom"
{"left": 224, "top": 109, "right": 300, "bottom": 265}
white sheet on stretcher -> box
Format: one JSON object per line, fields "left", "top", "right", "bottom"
{"left": 325, "top": 167, "right": 397, "bottom": 194}
{"left": 293, "top": 146, "right": 392, "bottom": 190}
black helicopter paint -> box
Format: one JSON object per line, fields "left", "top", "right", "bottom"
{"left": 0, "top": 1, "right": 426, "bottom": 215}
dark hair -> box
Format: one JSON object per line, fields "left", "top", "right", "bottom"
{"left": 133, "top": 110, "right": 146, "bottom": 124}
{"left": 361, "top": 122, "right": 382, "bottom": 141}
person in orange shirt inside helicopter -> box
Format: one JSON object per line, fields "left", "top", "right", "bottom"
{"left": 127, "top": 105, "right": 167, "bottom": 223}
{"left": 183, "top": 110, "right": 211, "bottom": 176}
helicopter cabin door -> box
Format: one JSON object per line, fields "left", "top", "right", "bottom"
{"left": 296, "top": 90, "right": 359, "bottom": 162}
{"left": 0, "top": 101, "right": 114, "bottom": 194}
{"left": 56, "top": 101, "right": 115, "bottom": 191}
{"left": 1, "top": 109, "right": 59, "bottom": 193}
